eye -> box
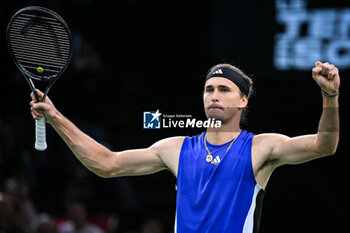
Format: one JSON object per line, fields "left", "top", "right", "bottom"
{"left": 220, "top": 88, "right": 230, "bottom": 93}
{"left": 205, "top": 87, "right": 214, "bottom": 93}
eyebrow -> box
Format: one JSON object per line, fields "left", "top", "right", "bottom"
{"left": 205, "top": 84, "right": 232, "bottom": 90}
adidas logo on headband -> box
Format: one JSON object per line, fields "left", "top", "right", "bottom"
{"left": 212, "top": 69, "right": 223, "bottom": 75}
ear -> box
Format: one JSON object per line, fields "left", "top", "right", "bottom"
{"left": 238, "top": 95, "right": 248, "bottom": 109}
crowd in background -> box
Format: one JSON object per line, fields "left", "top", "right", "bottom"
{"left": 0, "top": 176, "right": 166, "bottom": 233}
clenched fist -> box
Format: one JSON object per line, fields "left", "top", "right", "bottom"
{"left": 312, "top": 61, "right": 340, "bottom": 96}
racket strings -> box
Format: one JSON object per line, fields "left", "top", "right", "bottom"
{"left": 8, "top": 11, "right": 71, "bottom": 78}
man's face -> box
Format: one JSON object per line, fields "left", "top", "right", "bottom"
{"left": 203, "top": 77, "right": 247, "bottom": 123}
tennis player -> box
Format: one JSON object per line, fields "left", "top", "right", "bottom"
{"left": 30, "top": 61, "right": 340, "bottom": 233}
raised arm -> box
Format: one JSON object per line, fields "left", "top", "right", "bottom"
{"left": 256, "top": 62, "right": 339, "bottom": 168}
{"left": 30, "top": 90, "right": 184, "bottom": 178}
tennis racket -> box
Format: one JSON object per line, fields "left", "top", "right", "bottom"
{"left": 6, "top": 6, "right": 73, "bottom": 151}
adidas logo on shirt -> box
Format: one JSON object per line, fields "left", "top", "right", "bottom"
{"left": 212, "top": 155, "right": 221, "bottom": 165}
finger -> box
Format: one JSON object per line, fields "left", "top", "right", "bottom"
{"left": 327, "top": 68, "right": 338, "bottom": 80}
{"left": 315, "top": 61, "right": 322, "bottom": 67}
{"left": 34, "top": 89, "right": 46, "bottom": 102}
{"left": 31, "top": 111, "right": 38, "bottom": 120}
{"left": 325, "top": 64, "right": 334, "bottom": 71}
{"left": 322, "top": 62, "right": 332, "bottom": 71}
{"left": 35, "top": 89, "right": 45, "bottom": 97}
{"left": 327, "top": 71, "right": 335, "bottom": 80}
{"left": 320, "top": 66, "right": 328, "bottom": 76}
{"left": 33, "top": 102, "right": 50, "bottom": 112}
{"left": 30, "top": 90, "right": 44, "bottom": 102}
{"left": 31, "top": 108, "right": 44, "bottom": 120}
{"left": 326, "top": 64, "right": 336, "bottom": 73}
{"left": 30, "top": 92, "right": 35, "bottom": 100}
{"left": 30, "top": 100, "right": 38, "bottom": 107}
{"left": 313, "top": 67, "right": 322, "bottom": 74}
{"left": 31, "top": 111, "right": 43, "bottom": 120}
{"left": 30, "top": 100, "right": 34, "bottom": 107}
{"left": 321, "top": 63, "right": 335, "bottom": 72}
{"left": 31, "top": 106, "right": 44, "bottom": 115}
{"left": 312, "top": 67, "right": 322, "bottom": 80}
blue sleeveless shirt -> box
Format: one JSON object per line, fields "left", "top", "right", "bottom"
{"left": 175, "top": 131, "right": 264, "bottom": 233}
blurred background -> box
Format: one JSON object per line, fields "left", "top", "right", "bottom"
{"left": 0, "top": 0, "right": 349, "bottom": 232}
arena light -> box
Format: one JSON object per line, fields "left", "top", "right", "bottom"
{"left": 274, "top": 0, "right": 350, "bottom": 70}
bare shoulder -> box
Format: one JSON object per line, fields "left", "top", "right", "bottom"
{"left": 252, "top": 133, "right": 291, "bottom": 169}
{"left": 253, "top": 133, "right": 290, "bottom": 159}
{"left": 252, "top": 133, "right": 290, "bottom": 188}
{"left": 151, "top": 136, "right": 186, "bottom": 176}
{"left": 152, "top": 136, "right": 186, "bottom": 149}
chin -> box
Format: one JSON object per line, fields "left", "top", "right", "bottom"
{"left": 205, "top": 110, "right": 224, "bottom": 121}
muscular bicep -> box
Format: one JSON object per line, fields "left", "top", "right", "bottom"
{"left": 108, "top": 136, "right": 184, "bottom": 177}
{"left": 263, "top": 134, "right": 322, "bottom": 166}
{"left": 111, "top": 147, "right": 166, "bottom": 177}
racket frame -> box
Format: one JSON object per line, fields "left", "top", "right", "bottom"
{"left": 6, "top": 5, "right": 73, "bottom": 102}
{"left": 6, "top": 6, "right": 73, "bottom": 150}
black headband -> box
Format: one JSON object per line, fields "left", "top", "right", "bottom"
{"left": 205, "top": 67, "right": 249, "bottom": 96}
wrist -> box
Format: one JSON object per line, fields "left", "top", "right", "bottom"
{"left": 48, "top": 109, "right": 61, "bottom": 125}
{"left": 322, "top": 91, "right": 339, "bottom": 108}
{"left": 321, "top": 89, "right": 339, "bottom": 97}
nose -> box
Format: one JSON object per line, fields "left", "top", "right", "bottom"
{"left": 210, "top": 89, "right": 219, "bottom": 102}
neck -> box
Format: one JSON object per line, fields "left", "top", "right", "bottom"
{"left": 206, "top": 111, "right": 243, "bottom": 144}
{"left": 206, "top": 124, "right": 241, "bottom": 145}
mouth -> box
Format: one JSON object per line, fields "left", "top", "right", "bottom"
{"left": 208, "top": 105, "right": 224, "bottom": 110}
{"left": 205, "top": 105, "right": 225, "bottom": 121}
{"left": 207, "top": 106, "right": 224, "bottom": 118}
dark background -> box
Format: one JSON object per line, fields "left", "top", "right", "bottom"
{"left": 0, "top": 0, "right": 349, "bottom": 232}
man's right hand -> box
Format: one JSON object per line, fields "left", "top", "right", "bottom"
{"left": 30, "top": 89, "right": 58, "bottom": 124}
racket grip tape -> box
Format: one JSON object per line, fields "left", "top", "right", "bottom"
{"left": 35, "top": 117, "right": 47, "bottom": 151}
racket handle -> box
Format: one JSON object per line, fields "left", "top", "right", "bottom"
{"left": 35, "top": 117, "right": 47, "bottom": 151}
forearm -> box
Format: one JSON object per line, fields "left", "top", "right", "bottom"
{"left": 50, "top": 111, "right": 117, "bottom": 177}
{"left": 315, "top": 95, "right": 339, "bottom": 154}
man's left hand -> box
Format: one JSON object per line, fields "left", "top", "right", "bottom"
{"left": 312, "top": 61, "right": 340, "bottom": 95}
